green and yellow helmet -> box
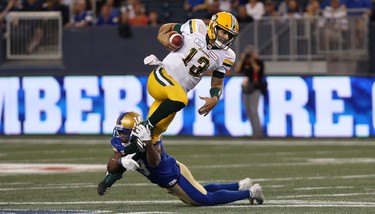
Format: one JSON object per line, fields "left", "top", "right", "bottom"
{"left": 207, "top": 11, "right": 239, "bottom": 50}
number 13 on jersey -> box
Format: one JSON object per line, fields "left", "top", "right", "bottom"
{"left": 182, "top": 48, "right": 210, "bottom": 77}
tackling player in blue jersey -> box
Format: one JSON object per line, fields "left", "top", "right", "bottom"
{"left": 97, "top": 112, "right": 265, "bottom": 205}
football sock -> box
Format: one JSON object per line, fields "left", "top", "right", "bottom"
{"left": 102, "top": 172, "right": 123, "bottom": 187}
{"left": 206, "top": 190, "right": 250, "bottom": 205}
{"left": 148, "top": 99, "right": 185, "bottom": 127}
{"left": 203, "top": 183, "right": 239, "bottom": 192}
{"left": 98, "top": 172, "right": 123, "bottom": 196}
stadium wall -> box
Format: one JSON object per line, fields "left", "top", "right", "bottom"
{"left": 0, "top": 75, "right": 374, "bottom": 137}
{"left": 370, "top": 23, "right": 375, "bottom": 74}
{"left": 0, "top": 26, "right": 170, "bottom": 76}
{"left": 0, "top": 25, "right": 374, "bottom": 76}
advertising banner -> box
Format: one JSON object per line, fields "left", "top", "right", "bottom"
{"left": 0, "top": 76, "right": 373, "bottom": 137}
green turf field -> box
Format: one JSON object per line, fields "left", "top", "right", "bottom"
{"left": 0, "top": 136, "right": 375, "bottom": 214}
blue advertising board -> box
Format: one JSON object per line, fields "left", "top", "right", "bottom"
{"left": 0, "top": 76, "right": 373, "bottom": 137}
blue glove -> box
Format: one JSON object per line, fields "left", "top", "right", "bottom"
{"left": 111, "top": 137, "right": 125, "bottom": 153}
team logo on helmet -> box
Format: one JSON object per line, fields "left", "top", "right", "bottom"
{"left": 113, "top": 112, "right": 142, "bottom": 142}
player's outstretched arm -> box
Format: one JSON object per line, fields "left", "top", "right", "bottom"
{"left": 198, "top": 76, "right": 223, "bottom": 116}
{"left": 133, "top": 125, "right": 161, "bottom": 167}
{"left": 107, "top": 152, "right": 126, "bottom": 173}
{"left": 145, "top": 140, "right": 161, "bottom": 168}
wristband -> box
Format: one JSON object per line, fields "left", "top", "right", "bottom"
{"left": 210, "top": 87, "right": 222, "bottom": 99}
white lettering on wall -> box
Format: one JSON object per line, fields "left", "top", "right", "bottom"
{"left": 0, "top": 75, "right": 370, "bottom": 137}
{"left": 313, "top": 77, "right": 353, "bottom": 137}
{"left": 373, "top": 82, "right": 375, "bottom": 132}
{"left": 64, "top": 76, "right": 100, "bottom": 134}
{"left": 23, "top": 77, "right": 61, "bottom": 134}
{"left": 102, "top": 76, "right": 143, "bottom": 134}
{"left": 267, "top": 77, "right": 311, "bottom": 137}
{"left": 0, "top": 77, "right": 21, "bottom": 134}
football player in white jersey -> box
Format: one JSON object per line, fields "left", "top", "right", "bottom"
{"left": 142, "top": 11, "right": 239, "bottom": 144}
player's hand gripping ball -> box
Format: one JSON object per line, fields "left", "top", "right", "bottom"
{"left": 169, "top": 33, "right": 183, "bottom": 49}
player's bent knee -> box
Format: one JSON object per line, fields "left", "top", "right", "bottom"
{"left": 168, "top": 89, "right": 188, "bottom": 106}
{"left": 168, "top": 99, "right": 186, "bottom": 111}
{"left": 179, "top": 96, "right": 188, "bottom": 106}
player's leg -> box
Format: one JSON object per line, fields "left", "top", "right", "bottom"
{"left": 167, "top": 162, "right": 254, "bottom": 206}
{"left": 248, "top": 90, "right": 263, "bottom": 137}
{"left": 203, "top": 183, "right": 238, "bottom": 192}
{"left": 144, "top": 67, "right": 188, "bottom": 141}
{"left": 97, "top": 152, "right": 125, "bottom": 195}
{"left": 98, "top": 137, "right": 146, "bottom": 195}
{"left": 203, "top": 178, "right": 253, "bottom": 192}
{"left": 147, "top": 100, "right": 178, "bottom": 143}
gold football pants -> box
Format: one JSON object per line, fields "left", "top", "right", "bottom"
{"left": 147, "top": 67, "right": 188, "bottom": 143}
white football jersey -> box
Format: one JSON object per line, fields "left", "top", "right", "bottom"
{"left": 161, "top": 19, "right": 236, "bottom": 93}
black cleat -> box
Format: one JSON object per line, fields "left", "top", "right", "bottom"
{"left": 97, "top": 172, "right": 123, "bottom": 196}
{"left": 97, "top": 180, "right": 110, "bottom": 196}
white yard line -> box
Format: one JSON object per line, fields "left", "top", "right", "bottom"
{"left": 0, "top": 183, "right": 155, "bottom": 191}
{"left": 118, "top": 212, "right": 176, "bottom": 214}
{"left": 1, "top": 138, "right": 375, "bottom": 146}
{"left": 1, "top": 200, "right": 375, "bottom": 208}
{"left": 190, "top": 158, "right": 375, "bottom": 169}
{"left": 0, "top": 163, "right": 105, "bottom": 174}
{"left": 2, "top": 158, "right": 375, "bottom": 175}
{"left": 294, "top": 186, "right": 353, "bottom": 190}
{"left": 277, "top": 192, "right": 375, "bottom": 198}
{"left": 212, "top": 204, "right": 375, "bottom": 208}
{"left": 0, "top": 209, "right": 111, "bottom": 213}
{"left": 0, "top": 182, "right": 31, "bottom": 186}
{"left": 255, "top": 174, "right": 375, "bottom": 182}
{"left": 0, "top": 183, "right": 357, "bottom": 192}
{"left": 0, "top": 201, "right": 181, "bottom": 205}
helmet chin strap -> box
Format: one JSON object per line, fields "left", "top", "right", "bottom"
{"left": 214, "top": 38, "right": 230, "bottom": 50}
{"left": 215, "top": 39, "right": 225, "bottom": 49}
{"left": 207, "top": 33, "right": 231, "bottom": 50}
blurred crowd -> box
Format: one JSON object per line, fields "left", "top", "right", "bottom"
{"left": 0, "top": 0, "right": 373, "bottom": 29}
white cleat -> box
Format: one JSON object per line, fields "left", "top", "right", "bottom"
{"left": 249, "top": 183, "right": 265, "bottom": 205}
{"left": 238, "top": 178, "right": 253, "bottom": 191}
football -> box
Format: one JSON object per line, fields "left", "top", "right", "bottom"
{"left": 169, "top": 33, "right": 183, "bottom": 49}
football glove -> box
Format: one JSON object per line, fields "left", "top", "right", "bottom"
{"left": 111, "top": 137, "right": 125, "bottom": 154}
{"left": 124, "top": 136, "right": 146, "bottom": 153}
{"left": 133, "top": 124, "right": 152, "bottom": 141}
{"left": 120, "top": 153, "right": 140, "bottom": 171}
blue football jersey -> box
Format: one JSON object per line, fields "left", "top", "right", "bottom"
{"left": 136, "top": 140, "right": 180, "bottom": 188}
